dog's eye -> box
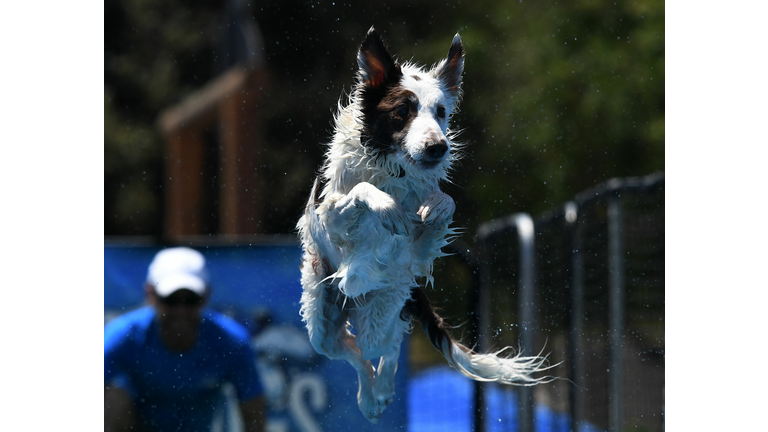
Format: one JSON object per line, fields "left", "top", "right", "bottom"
{"left": 396, "top": 104, "right": 408, "bottom": 117}
{"left": 437, "top": 105, "right": 446, "bottom": 119}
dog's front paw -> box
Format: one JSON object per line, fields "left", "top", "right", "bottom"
{"left": 347, "top": 182, "right": 409, "bottom": 236}
{"left": 417, "top": 191, "right": 455, "bottom": 226}
{"left": 378, "top": 203, "right": 409, "bottom": 237}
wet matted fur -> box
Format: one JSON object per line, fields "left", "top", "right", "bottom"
{"left": 297, "top": 27, "right": 554, "bottom": 423}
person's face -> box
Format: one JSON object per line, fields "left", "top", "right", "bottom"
{"left": 153, "top": 289, "right": 205, "bottom": 335}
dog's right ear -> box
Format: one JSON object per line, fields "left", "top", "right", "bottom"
{"left": 358, "top": 27, "right": 400, "bottom": 88}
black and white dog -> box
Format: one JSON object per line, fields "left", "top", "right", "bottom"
{"left": 297, "top": 28, "right": 552, "bottom": 423}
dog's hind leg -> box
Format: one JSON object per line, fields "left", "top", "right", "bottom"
{"left": 372, "top": 348, "right": 399, "bottom": 415}
{"left": 370, "top": 322, "right": 407, "bottom": 418}
{"left": 318, "top": 326, "right": 382, "bottom": 423}
{"left": 353, "top": 291, "right": 413, "bottom": 422}
{"left": 312, "top": 323, "right": 380, "bottom": 423}
{"left": 301, "top": 281, "right": 381, "bottom": 423}
{"left": 340, "top": 337, "right": 381, "bottom": 423}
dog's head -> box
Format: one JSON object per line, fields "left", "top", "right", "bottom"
{"left": 355, "top": 27, "right": 464, "bottom": 176}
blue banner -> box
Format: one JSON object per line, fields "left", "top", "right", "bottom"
{"left": 104, "top": 242, "right": 409, "bottom": 432}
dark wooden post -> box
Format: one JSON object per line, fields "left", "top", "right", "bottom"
{"left": 158, "top": 64, "right": 268, "bottom": 241}
{"left": 164, "top": 128, "right": 206, "bottom": 238}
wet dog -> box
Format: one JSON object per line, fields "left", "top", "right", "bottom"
{"left": 297, "top": 27, "right": 552, "bottom": 423}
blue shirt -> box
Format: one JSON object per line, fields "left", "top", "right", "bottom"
{"left": 104, "top": 306, "right": 263, "bottom": 432}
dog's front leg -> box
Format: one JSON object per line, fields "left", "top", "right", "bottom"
{"left": 411, "top": 190, "right": 456, "bottom": 277}
{"left": 322, "top": 182, "right": 409, "bottom": 244}
{"left": 319, "top": 182, "right": 411, "bottom": 298}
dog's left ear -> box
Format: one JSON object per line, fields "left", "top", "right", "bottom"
{"left": 436, "top": 33, "right": 465, "bottom": 96}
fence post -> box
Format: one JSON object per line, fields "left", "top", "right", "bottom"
{"left": 444, "top": 242, "right": 486, "bottom": 432}
{"left": 607, "top": 194, "right": 625, "bottom": 432}
{"left": 476, "top": 213, "right": 537, "bottom": 432}
{"left": 565, "top": 201, "right": 583, "bottom": 432}
{"left": 511, "top": 213, "right": 536, "bottom": 432}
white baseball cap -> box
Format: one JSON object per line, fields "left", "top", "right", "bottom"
{"left": 146, "top": 247, "right": 209, "bottom": 297}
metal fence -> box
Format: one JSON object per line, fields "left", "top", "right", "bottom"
{"left": 473, "top": 172, "right": 664, "bottom": 432}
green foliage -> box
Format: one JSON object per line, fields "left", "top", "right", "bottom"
{"left": 450, "top": 0, "right": 664, "bottom": 226}
{"left": 104, "top": 0, "right": 663, "bottom": 237}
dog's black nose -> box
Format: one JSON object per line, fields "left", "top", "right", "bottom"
{"left": 425, "top": 141, "right": 448, "bottom": 160}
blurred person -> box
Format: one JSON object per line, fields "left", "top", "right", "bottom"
{"left": 104, "top": 247, "right": 265, "bottom": 432}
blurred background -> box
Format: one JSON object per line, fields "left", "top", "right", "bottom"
{"left": 104, "top": 0, "right": 663, "bottom": 238}
{"left": 104, "top": 0, "right": 663, "bottom": 431}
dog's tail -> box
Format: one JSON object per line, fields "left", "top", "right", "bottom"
{"left": 402, "top": 286, "right": 557, "bottom": 385}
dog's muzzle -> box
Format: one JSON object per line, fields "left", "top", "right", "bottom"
{"left": 424, "top": 139, "right": 448, "bottom": 162}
